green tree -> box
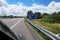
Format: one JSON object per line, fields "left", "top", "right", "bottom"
{"left": 41, "top": 11, "right": 60, "bottom": 23}
{"left": 52, "top": 11, "right": 60, "bottom": 23}
{"left": 34, "top": 12, "right": 41, "bottom": 19}
{"left": 42, "top": 13, "right": 49, "bottom": 17}
{"left": 8, "top": 15, "right": 13, "bottom": 18}
{"left": 41, "top": 15, "right": 55, "bottom": 23}
{"left": 27, "top": 10, "right": 33, "bottom": 18}
{"left": 52, "top": 12, "right": 56, "bottom": 15}
{"left": 4, "top": 15, "right": 7, "bottom": 18}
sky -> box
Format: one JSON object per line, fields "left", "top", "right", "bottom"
{"left": 0, "top": 0, "right": 60, "bottom": 16}
{"left": 6, "top": 0, "right": 60, "bottom": 6}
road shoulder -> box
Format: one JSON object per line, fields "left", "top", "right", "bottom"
{"left": 24, "top": 20, "right": 44, "bottom": 40}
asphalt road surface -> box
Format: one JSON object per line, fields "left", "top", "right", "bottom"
{"left": 1, "top": 18, "right": 44, "bottom": 40}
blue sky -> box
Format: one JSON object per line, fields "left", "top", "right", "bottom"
{"left": 6, "top": 0, "right": 60, "bottom": 6}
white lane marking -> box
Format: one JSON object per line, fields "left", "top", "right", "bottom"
{"left": 10, "top": 19, "right": 23, "bottom": 29}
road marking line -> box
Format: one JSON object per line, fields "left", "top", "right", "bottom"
{"left": 10, "top": 19, "right": 23, "bottom": 29}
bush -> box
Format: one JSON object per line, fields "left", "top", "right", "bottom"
{"left": 34, "top": 12, "right": 41, "bottom": 19}
{"left": 41, "top": 11, "right": 60, "bottom": 23}
{"left": 41, "top": 15, "right": 55, "bottom": 23}
{"left": 52, "top": 12, "right": 60, "bottom": 23}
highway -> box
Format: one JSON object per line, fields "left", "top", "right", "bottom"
{"left": 1, "top": 18, "right": 44, "bottom": 40}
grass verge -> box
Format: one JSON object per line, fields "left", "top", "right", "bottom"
{"left": 32, "top": 19, "right": 60, "bottom": 34}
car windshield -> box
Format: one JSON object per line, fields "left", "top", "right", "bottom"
{"left": 0, "top": 21, "right": 18, "bottom": 40}
{"left": 0, "top": 0, "right": 60, "bottom": 40}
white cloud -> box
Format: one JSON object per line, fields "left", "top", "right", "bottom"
{"left": 46, "top": 1, "right": 60, "bottom": 13}
{"left": 27, "top": 3, "right": 47, "bottom": 14}
{"left": 0, "top": 0, "right": 60, "bottom": 16}
{"left": 0, "top": 0, "right": 8, "bottom": 7}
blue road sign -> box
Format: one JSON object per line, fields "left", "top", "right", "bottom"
{"left": 29, "top": 14, "right": 37, "bottom": 19}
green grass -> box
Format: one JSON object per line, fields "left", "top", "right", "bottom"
{"left": 32, "top": 19, "right": 60, "bottom": 34}
{"left": 25, "top": 18, "right": 52, "bottom": 40}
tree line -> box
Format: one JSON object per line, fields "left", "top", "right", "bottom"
{"left": 0, "top": 15, "right": 24, "bottom": 18}
{"left": 0, "top": 15, "right": 13, "bottom": 18}
{"left": 27, "top": 10, "right": 60, "bottom": 23}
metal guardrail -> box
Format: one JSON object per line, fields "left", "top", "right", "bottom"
{"left": 26, "top": 20, "right": 60, "bottom": 40}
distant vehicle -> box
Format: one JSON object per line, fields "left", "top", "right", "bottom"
{"left": 0, "top": 20, "right": 26, "bottom": 40}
